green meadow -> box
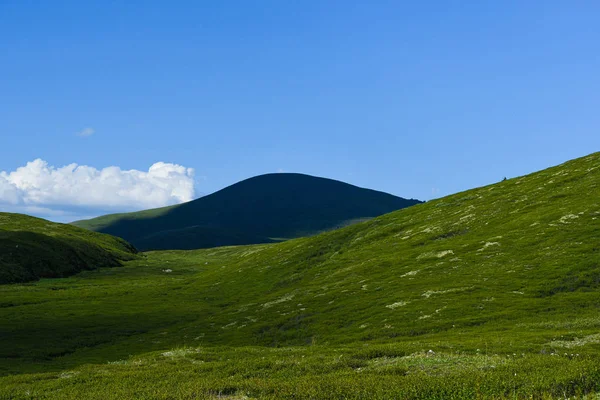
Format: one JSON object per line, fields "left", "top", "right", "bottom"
{"left": 1, "top": 152, "right": 600, "bottom": 398}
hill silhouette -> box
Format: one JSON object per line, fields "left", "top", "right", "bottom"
{"left": 73, "top": 173, "right": 422, "bottom": 250}
{"left": 0, "top": 213, "right": 137, "bottom": 284}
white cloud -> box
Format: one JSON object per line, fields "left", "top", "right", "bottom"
{"left": 77, "top": 127, "right": 95, "bottom": 137}
{"left": 0, "top": 175, "right": 21, "bottom": 205}
{"left": 0, "top": 159, "right": 195, "bottom": 220}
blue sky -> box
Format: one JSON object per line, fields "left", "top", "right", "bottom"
{"left": 1, "top": 1, "right": 599, "bottom": 221}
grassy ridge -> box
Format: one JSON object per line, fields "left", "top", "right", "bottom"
{"left": 0, "top": 213, "right": 138, "bottom": 284}
{"left": 1, "top": 152, "right": 600, "bottom": 397}
{"left": 72, "top": 173, "right": 422, "bottom": 250}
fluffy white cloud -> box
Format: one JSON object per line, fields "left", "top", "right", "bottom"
{"left": 0, "top": 160, "right": 195, "bottom": 218}
{"left": 0, "top": 175, "right": 21, "bottom": 205}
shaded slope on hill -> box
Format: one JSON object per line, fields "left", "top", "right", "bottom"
{"left": 0, "top": 213, "right": 138, "bottom": 284}
{"left": 72, "top": 173, "right": 422, "bottom": 250}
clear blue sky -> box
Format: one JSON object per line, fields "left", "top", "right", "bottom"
{"left": 1, "top": 1, "right": 599, "bottom": 221}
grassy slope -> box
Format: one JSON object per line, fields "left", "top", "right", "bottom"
{"left": 68, "top": 204, "right": 175, "bottom": 232}
{"left": 2, "top": 152, "right": 600, "bottom": 398}
{"left": 0, "top": 213, "right": 138, "bottom": 284}
{"left": 72, "top": 173, "right": 422, "bottom": 251}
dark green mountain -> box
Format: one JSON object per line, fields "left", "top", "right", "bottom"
{"left": 0, "top": 213, "right": 137, "bottom": 284}
{"left": 72, "top": 173, "right": 422, "bottom": 250}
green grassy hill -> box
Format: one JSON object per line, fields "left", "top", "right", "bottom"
{"left": 72, "top": 173, "right": 422, "bottom": 250}
{"left": 2, "top": 152, "right": 600, "bottom": 398}
{"left": 0, "top": 213, "right": 138, "bottom": 284}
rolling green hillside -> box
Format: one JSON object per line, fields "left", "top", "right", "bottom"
{"left": 0, "top": 213, "right": 138, "bottom": 284}
{"left": 72, "top": 173, "right": 422, "bottom": 250}
{"left": 2, "top": 152, "right": 600, "bottom": 398}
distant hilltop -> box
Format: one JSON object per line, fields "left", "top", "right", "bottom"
{"left": 72, "top": 173, "right": 422, "bottom": 250}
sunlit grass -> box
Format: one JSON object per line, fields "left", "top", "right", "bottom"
{"left": 1, "top": 152, "right": 600, "bottom": 398}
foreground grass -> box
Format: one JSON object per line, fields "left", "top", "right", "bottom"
{"left": 3, "top": 345, "right": 600, "bottom": 399}
{"left": 1, "top": 152, "right": 600, "bottom": 397}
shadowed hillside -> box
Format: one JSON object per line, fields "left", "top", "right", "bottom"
{"left": 73, "top": 173, "right": 422, "bottom": 250}
{"left": 0, "top": 213, "right": 138, "bottom": 284}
